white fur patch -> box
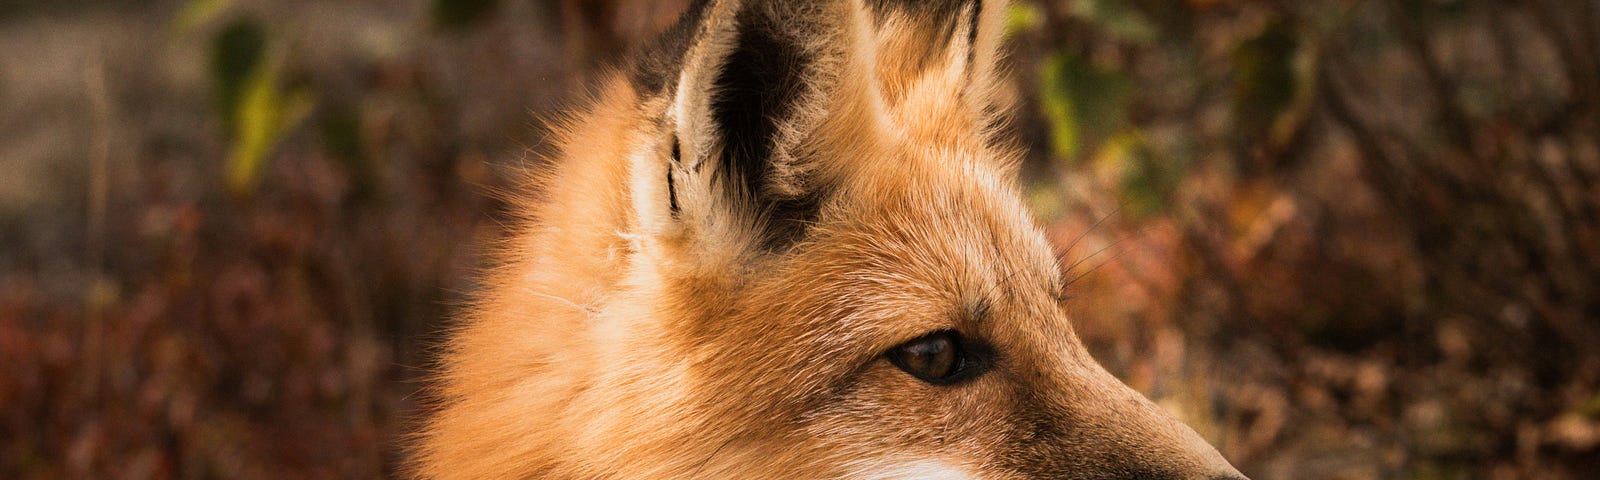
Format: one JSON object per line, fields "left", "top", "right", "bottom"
{"left": 848, "top": 460, "right": 975, "bottom": 480}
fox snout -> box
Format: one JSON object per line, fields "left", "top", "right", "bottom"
{"left": 1022, "top": 411, "right": 1249, "bottom": 480}
{"left": 983, "top": 351, "right": 1247, "bottom": 480}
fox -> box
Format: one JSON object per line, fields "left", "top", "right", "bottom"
{"left": 413, "top": 0, "right": 1248, "bottom": 478}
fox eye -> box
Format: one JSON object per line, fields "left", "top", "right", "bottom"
{"left": 887, "top": 330, "right": 988, "bottom": 385}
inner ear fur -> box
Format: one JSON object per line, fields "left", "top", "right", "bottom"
{"left": 667, "top": 0, "right": 882, "bottom": 253}
{"left": 867, "top": 0, "right": 1008, "bottom": 124}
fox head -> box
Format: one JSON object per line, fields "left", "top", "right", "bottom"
{"left": 415, "top": 0, "right": 1247, "bottom": 479}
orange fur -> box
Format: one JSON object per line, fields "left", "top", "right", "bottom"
{"left": 413, "top": 1, "right": 1247, "bottom": 478}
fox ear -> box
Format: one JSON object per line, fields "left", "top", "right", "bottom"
{"left": 867, "top": 0, "right": 1008, "bottom": 125}
{"left": 664, "top": 0, "right": 881, "bottom": 253}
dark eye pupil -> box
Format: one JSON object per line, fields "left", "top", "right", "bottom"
{"left": 889, "top": 332, "right": 961, "bottom": 383}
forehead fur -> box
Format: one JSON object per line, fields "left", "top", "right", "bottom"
{"left": 663, "top": 142, "right": 1067, "bottom": 401}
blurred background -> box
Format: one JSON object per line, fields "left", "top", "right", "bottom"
{"left": 2, "top": 0, "right": 1598, "bottom": 478}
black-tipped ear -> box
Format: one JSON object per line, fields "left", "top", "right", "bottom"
{"left": 669, "top": 0, "right": 871, "bottom": 252}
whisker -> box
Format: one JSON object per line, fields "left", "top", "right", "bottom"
{"left": 1056, "top": 223, "right": 1157, "bottom": 300}
{"left": 1059, "top": 237, "right": 1122, "bottom": 280}
{"left": 983, "top": 203, "right": 1125, "bottom": 303}
{"left": 1056, "top": 220, "right": 1158, "bottom": 300}
{"left": 1054, "top": 203, "right": 1122, "bottom": 269}
{"left": 1056, "top": 219, "right": 1145, "bottom": 280}
{"left": 1062, "top": 246, "right": 1130, "bottom": 293}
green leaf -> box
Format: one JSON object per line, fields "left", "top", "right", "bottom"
{"left": 1232, "top": 20, "right": 1301, "bottom": 147}
{"left": 169, "top": 0, "right": 235, "bottom": 37}
{"left": 322, "top": 105, "right": 380, "bottom": 202}
{"left": 1005, "top": 1, "right": 1046, "bottom": 36}
{"left": 210, "top": 19, "right": 265, "bottom": 133}
{"left": 225, "top": 55, "right": 315, "bottom": 197}
{"left": 1068, "top": 0, "right": 1158, "bottom": 44}
{"left": 1039, "top": 53, "right": 1131, "bottom": 163}
{"left": 1094, "top": 133, "right": 1179, "bottom": 217}
{"left": 433, "top": 0, "right": 500, "bottom": 31}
